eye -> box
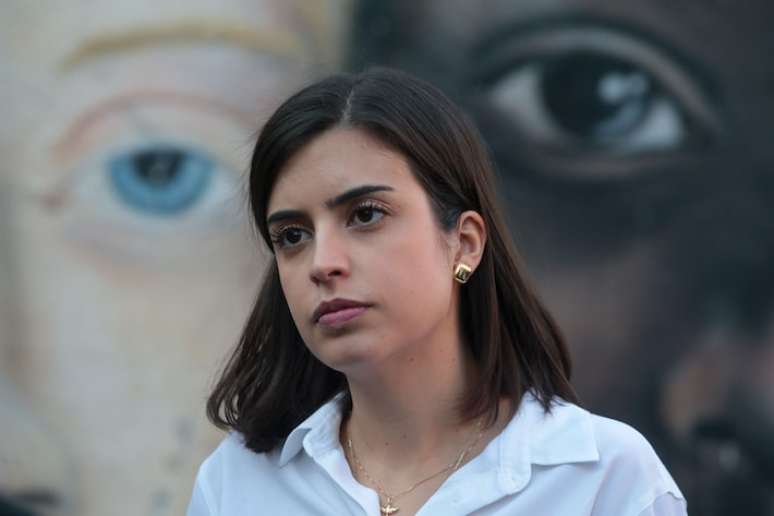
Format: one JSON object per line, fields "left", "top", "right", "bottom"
{"left": 348, "top": 201, "right": 387, "bottom": 227}
{"left": 37, "top": 94, "right": 254, "bottom": 265}
{"left": 108, "top": 145, "right": 213, "bottom": 215}
{"left": 491, "top": 52, "right": 682, "bottom": 153}
{"left": 271, "top": 225, "right": 312, "bottom": 249}
{"left": 64, "top": 138, "right": 244, "bottom": 256}
{"left": 270, "top": 201, "right": 388, "bottom": 251}
{"left": 476, "top": 22, "right": 719, "bottom": 162}
{"left": 73, "top": 141, "right": 240, "bottom": 226}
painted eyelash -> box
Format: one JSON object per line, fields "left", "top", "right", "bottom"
{"left": 268, "top": 200, "right": 388, "bottom": 248}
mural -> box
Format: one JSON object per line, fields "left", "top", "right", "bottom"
{"left": 0, "top": 1, "right": 347, "bottom": 515}
{"left": 350, "top": 1, "right": 774, "bottom": 515}
{"left": 2, "top": 1, "right": 773, "bottom": 515}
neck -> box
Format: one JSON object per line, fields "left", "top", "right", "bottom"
{"left": 342, "top": 320, "right": 480, "bottom": 471}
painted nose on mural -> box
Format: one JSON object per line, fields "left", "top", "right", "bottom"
{"left": 662, "top": 325, "right": 774, "bottom": 515}
{"left": 661, "top": 166, "right": 774, "bottom": 514}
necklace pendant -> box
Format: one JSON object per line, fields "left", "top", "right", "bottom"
{"left": 380, "top": 502, "right": 399, "bottom": 515}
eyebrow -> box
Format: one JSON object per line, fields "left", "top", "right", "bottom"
{"left": 266, "top": 184, "right": 395, "bottom": 226}
{"left": 59, "top": 19, "right": 311, "bottom": 72}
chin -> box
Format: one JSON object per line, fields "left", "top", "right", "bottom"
{"left": 312, "top": 338, "right": 393, "bottom": 375}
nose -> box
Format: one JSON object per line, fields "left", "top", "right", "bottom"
{"left": 309, "top": 226, "right": 350, "bottom": 285}
{"left": 658, "top": 158, "right": 774, "bottom": 506}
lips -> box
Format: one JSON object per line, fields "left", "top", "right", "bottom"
{"left": 312, "top": 298, "right": 371, "bottom": 324}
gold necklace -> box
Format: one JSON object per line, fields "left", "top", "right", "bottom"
{"left": 345, "top": 417, "right": 485, "bottom": 515}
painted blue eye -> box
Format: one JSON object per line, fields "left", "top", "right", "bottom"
{"left": 108, "top": 145, "right": 213, "bottom": 215}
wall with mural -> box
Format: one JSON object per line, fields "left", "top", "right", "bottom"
{"left": 0, "top": 2, "right": 347, "bottom": 515}
{"left": 2, "top": 1, "right": 772, "bottom": 515}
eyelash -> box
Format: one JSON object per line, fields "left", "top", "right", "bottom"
{"left": 269, "top": 200, "right": 389, "bottom": 250}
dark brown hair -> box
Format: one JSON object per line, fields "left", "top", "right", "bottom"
{"left": 207, "top": 67, "right": 578, "bottom": 453}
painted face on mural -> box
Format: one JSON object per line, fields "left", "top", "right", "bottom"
{"left": 0, "top": 1, "right": 345, "bottom": 515}
{"left": 351, "top": 0, "right": 774, "bottom": 514}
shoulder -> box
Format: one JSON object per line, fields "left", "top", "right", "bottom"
{"left": 190, "top": 433, "right": 280, "bottom": 514}
{"left": 588, "top": 412, "right": 658, "bottom": 462}
{"left": 587, "top": 412, "right": 670, "bottom": 478}
{"left": 585, "top": 411, "right": 686, "bottom": 514}
{"left": 515, "top": 396, "right": 686, "bottom": 515}
{"left": 198, "top": 431, "right": 278, "bottom": 481}
{"left": 187, "top": 397, "right": 347, "bottom": 515}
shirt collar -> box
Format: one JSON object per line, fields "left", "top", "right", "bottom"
{"left": 277, "top": 392, "right": 346, "bottom": 467}
{"left": 276, "top": 391, "right": 600, "bottom": 491}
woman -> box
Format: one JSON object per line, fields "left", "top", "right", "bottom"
{"left": 188, "top": 68, "right": 686, "bottom": 515}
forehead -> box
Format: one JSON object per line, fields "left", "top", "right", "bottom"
{"left": 267, "top": 128, "right": 419, "bottom": 211}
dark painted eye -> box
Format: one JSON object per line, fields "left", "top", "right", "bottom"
{"left": 541, "top": 52, "right": 653, "bottom": 142}
{"left": 489, "top": 53, "right": 682, "bottom": 154}
{"left": 481, "top": 24, "right": 718, "bottom": 158}
{"left": 108, "top": 145, "right": 213, "bottom": 215}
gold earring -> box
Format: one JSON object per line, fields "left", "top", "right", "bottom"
{"left": 453, "top": 263, "right": 472, "bottom": 284}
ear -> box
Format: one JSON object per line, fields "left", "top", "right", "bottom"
{"left": 449, "top": 210, "right": 486, "bottom": 275}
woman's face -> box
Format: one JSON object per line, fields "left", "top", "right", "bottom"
{"left": 0, "top": 1, "right": 345, "bottom": 514}
{"left": 266, "top": 128, "right": 457, "bottom": 374}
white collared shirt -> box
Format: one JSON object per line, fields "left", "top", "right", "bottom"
{"left": 187, "top": 393, "right": 686, "bottom": 515}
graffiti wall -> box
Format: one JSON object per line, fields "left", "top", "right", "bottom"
{"left": 2, "top": 1, "right": 773, "bottom": 515}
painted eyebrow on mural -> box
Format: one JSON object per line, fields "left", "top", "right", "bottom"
{"left": 59, "top": 20, "right": 312, "bottom": 71}
{"left": 468, "top": 13, "right": 719, "bottom": 99}
{"left": 266, "top": 184, "right": 395, "bottom": 226}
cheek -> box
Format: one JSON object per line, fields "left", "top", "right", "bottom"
{"left": 375, "top": 226, "right": 454, "bottom": 328}
{"left": 277, "top": 268, "right": 309, "bottom": 329}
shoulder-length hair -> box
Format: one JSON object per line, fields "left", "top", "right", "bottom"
{"left": 207, "top": 67, "right": 578, "bottom": 454}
